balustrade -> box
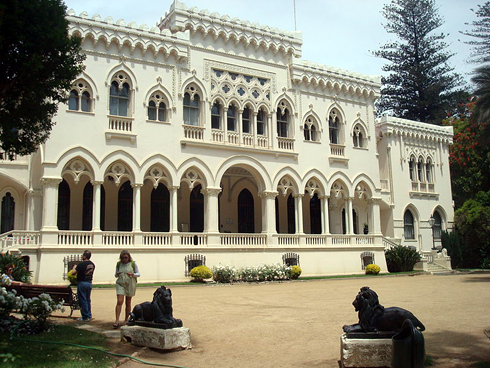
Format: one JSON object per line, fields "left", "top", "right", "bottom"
{"left": 242, "top": 133, "right": 254, "bottom": 146}
{"left": 143, "top": 233, "right": 172, "bottom": 246}
{"left": 108, "top": 116, "right": 133, "bottom": 132}
{"left": 58, "top": 231, "right": 93, "bottom": 246}
{"left": 330, "top": 144, "right": 345, "bottom": 157}
{"left": 277, "top": 137, "right": 294, "bottom": 151}
{"left": 220, "top": 234, "right": 267, "bottom": 246}
{"left": 102, "top": 232, "right": 134, "bottom": 246}
{"left": 183, "top": 125, "right": 204, "bottom": 140}
{"left": 227, "top": 131, "right": 239, "bottom": 145}
{"left": 212, "top": 129, "right": 224, "bottom": 143}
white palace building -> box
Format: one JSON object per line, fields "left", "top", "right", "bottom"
{"left": 0, "top": 1, "right": 454, "bottom": 284}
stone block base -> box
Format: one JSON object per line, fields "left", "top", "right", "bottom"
{"left": 121, "top": 325, "right": 192, "bottom": 351}
{"left": 340, "top": 334, "right": 391, "bottom": 368}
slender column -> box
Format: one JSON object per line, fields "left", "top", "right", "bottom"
{"left": 41, "top": 178, "right": 62, "bottom": 230}
{"left": 346, "top": 197, "right": 354, "bottom": 235}
{"left": 253, "top": 112, "right": 258, "bottom": 147}
{"left": 370, "top": 197, "right": 382, "bottom": 235}
{"left": 294, "top": 194, "right": 304, "bottom": 234}
{"left": 91, "top": 181, "right": 103, "bottom": 231}
{"left": 223, "top": 107, "right": 228, "bottom": 143}
{"left": 238, "top": 109, "right": 243, "bottom": 145}
{"left": 201, "top": 187, "right": 221, "bottom": 233}
{"left": 259, "top": 191, "right": 278, "bottom": 234}
{"left": 321, "top": 195, "right": 330, "bottom": 234}
{"left": 267, "top": 113, "right": 273, "bottom": 149}
{"left": 132, "top": 184, "right": 143, "bottom": 232}
{"left": 169, "top": 186, "right": 179, "bottom": 233}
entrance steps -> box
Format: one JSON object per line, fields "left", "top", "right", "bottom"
{"left": 427, "top": 262, "right": 453, "bottom": 275}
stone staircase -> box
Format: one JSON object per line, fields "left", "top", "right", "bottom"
{"left": 427, "top": 262, "right": 453, "bottom": 275}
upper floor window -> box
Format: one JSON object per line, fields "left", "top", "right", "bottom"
{"left": 404, "top": 210, "right": 415, "bottom": 239}
{"left": 353, "top": 124, "right": 365, "bottom": 148}
{"left": 409, "top": 155, "right": 416, "bottom": 181}
{"left": 211, "top": 102, "right": 221, "bottom": 129}
{"left": 242, "top": 107, "right": 251, "bottom": 134}
{"left": 433, "top": 211, "right": 442, "bottom": 239}
{"left": 257, "top": 109, "right": 265, "bottom": 136}
{"left": 304, "top": 117, "right": 318, "bottom": 142}
{"left": 426, "top": 158, "right": 433, "bottom": 183}
{"left": 277, "top": 107, "right": 289, "bottom": 138}
{"left": 227, "top": 105, "right": 237, "bottom": 131}
{"left": 109, "top": 73, "right": 131, "bottom": 117}
{"left": 147, "top": 92, "right": 167, "bottom": 122}
{"left": 329, "top": 110, "right": 340, "bottom": 144}
{"left": 417, "top": 156, "right": 424, "bottom": 181}
{"left": 183, "top": 89, "right": 200, "bottom": 126}
{"left": 69, "top": 80, "right": 92, "bottom": 112}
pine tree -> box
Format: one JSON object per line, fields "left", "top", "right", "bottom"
{"left": 373, "top": 0, "right": 464, "bottom": 124}
{"left": 461, "top": 2, "right": 490, "bottom": 65}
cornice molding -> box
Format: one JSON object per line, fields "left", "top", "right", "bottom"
{"left": 376, "top": 116, "right": 454, "bottom": 144}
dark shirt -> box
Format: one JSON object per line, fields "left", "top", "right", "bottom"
{"left": 76, "top": 260, "right": 95, "bottom": 282}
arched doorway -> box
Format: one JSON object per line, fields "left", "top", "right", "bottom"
{"left": 82, "top": 182, "right": 93, "bottom": 231}
{"left": 238, "top": 189, "right": 254, "bottom": 233}
{"left": 118, "top": 181, "right": 133, "bottom": 231}
{"left": 58, "top": 179, "right": 70, "bottom": 230}
{"left": 151, "top": 183, "right": 170, "bottom": 232}
{"left": 1, "top": 192, "right": 15, "bottom": 233}
{"left": 310, "top": 193, "right": 321, "bottom": 234}
{"left": 190, "top": 185, "right": 204, "bottom": 232}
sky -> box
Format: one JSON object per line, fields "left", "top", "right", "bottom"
{"left": 63, "top": 0, "right": 483, "bottom": 87}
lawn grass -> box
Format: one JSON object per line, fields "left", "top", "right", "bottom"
{"left": 0, "top": 324, "right": 118, "bottom": 368}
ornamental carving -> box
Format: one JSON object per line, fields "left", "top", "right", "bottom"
{"left": 144, "top": 165, "right": 169, "bottom": 188}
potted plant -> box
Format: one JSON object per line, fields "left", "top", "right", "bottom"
{"left": 363, "top": 223, "right": 369, "bottom": 234}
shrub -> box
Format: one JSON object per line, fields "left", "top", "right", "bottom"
{"left": 385, "top": 245, "right": 421, "bottom": 272}
{"left": 0, "top": 253, "right": 31, "bottom": 283}
{"left": 66, "top": 269, "right": 77, "bottom": 285}
{"left": 22, "top": 293, "right": 64, "bottom": 328}
{"left": 190, "top": 265, "right": 213, "bottom": 282}
{"left": 0, "top": 287, "right": 22, "bottom": 318}
{"left": 365, "top": 264, "right": 380, "bottom": 275}
{"left": 212, "top": 264, "right": 238, "bottom": 283}
{"left": 257, "top": 264, "right": 289, "bottom": 281}
{"left": 288, "top": 265, "right": 302, "bottom": 279}
{"left": 239, "top": 267, "right": 259, "bottom": 282}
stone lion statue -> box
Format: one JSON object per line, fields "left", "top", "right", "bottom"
{"left": 128, "top": 286, "right": 183, "bottom": 329}
{"left": 342, "top": 286, "right": 425, "bottom": 334}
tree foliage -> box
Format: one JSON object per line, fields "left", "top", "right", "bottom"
{"left": 461, "top": 1, "right": 490, "bottom": 64}
{"left": 443, "top": 100, "right": 490, "bottom": 207}
{"left": 454, "top": 191, "right": 490, "bottom": 268}
{"left": 373, "top": 0, "right": 464, "bottom": 124}
{"left": 0, "top": 0, "right": 85, "bottom": 159}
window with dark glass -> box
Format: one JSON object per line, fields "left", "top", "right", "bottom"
{"left": 227, "top": 105, "right": 236, "bottom": 131}
{"left": 69, "top": 90, "right": 79, "bottom": 111}
{"left": 110, "top": 81, "right": 129, "bottom": 117}
{"left": 329, "top": 113, "right": 339, "bottom": 144}
{"left": 183, "top": 92, "right": 200, "bottom": 126}
{"left": 277, "top": 108, "right": 288, "bottom": 138}
{"left": 242, "top": 107, "right": 251, "bottom": 133}
{"left": 257, "top": 110, "right": 265, "bottom": 135}
{"left": 211, "top": 102, "right": 221, "bottom": 129}
{"left": 404, "top": 210, "right": 415, "bottom": 239}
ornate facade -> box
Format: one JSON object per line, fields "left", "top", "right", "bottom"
{"left": 0, "top": 1, "right": 453, "bottom": 284}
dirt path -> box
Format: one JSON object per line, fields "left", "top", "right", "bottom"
{"left": 56, "top": 273, "right": 490, "bottom": 368}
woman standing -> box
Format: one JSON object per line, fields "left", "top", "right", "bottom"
{"left": 113, "top": 250, "right": 140, "bottom": 328}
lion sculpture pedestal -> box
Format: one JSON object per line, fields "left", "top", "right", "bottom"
{"left": 121, "top": 286, "right": 191, "bottom": 351}
{"left": 340, "top": 286, "right": 425, "bottom": 368}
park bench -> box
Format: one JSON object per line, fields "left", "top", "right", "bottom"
{"left": 7, "top": 284, "right": 80, "bottom": 317}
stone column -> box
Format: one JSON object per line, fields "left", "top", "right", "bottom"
{"left": 346, "top": 197, "right": 354, "bottom": 235}
{"left": 91, "top": 181, "right": 103, "bottom": 231}
{"left": 201, "top": 187, "right": 221, "bottom": 233}
{"left": 169, "top": 186, "right": 179, "bottom": 233}
{"left": 370, "top": 197, "right": 382, "bottom": 235}
{"left": 267, "top": 113, "right": 273, "bottom": 149}
{"left": 321, "top": 195, "right": 330, "bottom": 234}
{"left": 41, "top": 178, "right": 62, "bottom": 231}
{"left": 294, "top": 193, "right": 305, "bottom": 234}
{"left": 238, "top": 109, "right": 243, "bottom": 145}
{"left": 259, "top": 191, "right": 278, "bottom": 234}
{"left": 132, "top": 184, "right": 143, "bottom": 232}
{"left": 27, "top": 189, "right": 43, "bottom": 231}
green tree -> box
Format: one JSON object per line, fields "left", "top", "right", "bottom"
{"left": 0, "top": 0, "right": 85, "bottom": 159}
{"left": 461, "top": 1, "right": 490, "bottom": 65}
{"left": 373, "top": 0, "right": 464, "bottom": 124}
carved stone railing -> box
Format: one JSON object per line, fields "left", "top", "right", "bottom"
{"left": 330, "top": 144, "right": 345, "bottom": 157}
{"left": 242, "top": 133, "right": 254, "bottom": 146}
{"left": 180, "top": 233, "right": 208, "bottom": 246}
{"left": 58, "top": 231, "right": 93, "bottom": 246}
{"left": 227, "top": 131, "right": 239, "bottom": 145}
{"left": 143, "top": 233, "right": 172, "bottom": 246}
{"left": 211, "top": 129, "right": 224, "bottom": 143}
{"left": 220, "top": 234, "right": 267, "bottom": 246}
{"left": 277, "top": 137, "right": 294, "bottom": 151}
{"left": 108, "top": 116, "right": 133, "bottom": 132}
{"left": 0, "top": 231, "right": 40, "bottom": 251}
{"left": 102, "top": 232, "right": 134, "bottom": 246}
{"left": 183, "top": 125, "right": 204, "bottom": 140}
{"left": 276, "top": 234, "right": 300, "bottom": 245}
{"left": 257, "top": 135, "right": 268, "bottom": 148}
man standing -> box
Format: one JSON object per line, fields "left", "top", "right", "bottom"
{"left": 72, "top": 250, "right": 95, "bottom": 321}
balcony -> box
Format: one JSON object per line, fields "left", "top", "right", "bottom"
{"left": 106, "top": 115, "right": 136, "bottom": 142}
{"left": 410, "top": 181, "right": 438, "bottom": 198}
